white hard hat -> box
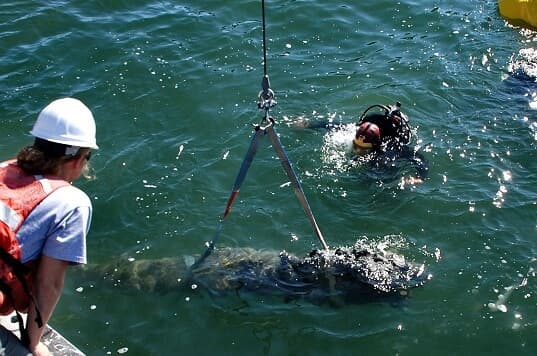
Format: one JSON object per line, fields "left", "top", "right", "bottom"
{"left": 30, "top": 97, "right": 98, "bottom": 149}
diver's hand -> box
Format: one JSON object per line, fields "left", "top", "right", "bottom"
{"left": 292, "top": 118, "right": 309, "bottom": 128}
{"left": 399, "top": 176, "right": 424, "bottom": 188}
{"left": 405, "top": 176, "right": 423, "bottom": 185}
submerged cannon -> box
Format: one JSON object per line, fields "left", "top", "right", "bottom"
{"left": 82, "top": 241, "right": 431, "bottom": 305}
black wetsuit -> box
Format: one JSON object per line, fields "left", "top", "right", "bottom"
{"left": 305, "top": 114, "right": 429, "bottom": 180}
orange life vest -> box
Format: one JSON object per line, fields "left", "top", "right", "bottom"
{"left": 0, "top": 160, "right": 68, "bottom": 315}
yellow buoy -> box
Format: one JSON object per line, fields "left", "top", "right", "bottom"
{"left": 499, "top": 0, "right": 537, "bottom": 29}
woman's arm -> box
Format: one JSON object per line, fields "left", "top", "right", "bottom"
{"left": 27, "top": 255, "right": 69, "bottom": 356}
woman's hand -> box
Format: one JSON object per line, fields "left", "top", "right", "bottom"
{"left": 30, "top": 341, "right": 51, "bottom": 356}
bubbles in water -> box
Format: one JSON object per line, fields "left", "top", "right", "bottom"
{"left": 176, "top": 144, "right": 184, "bottom": 159}
{"left": 530, "top": 121, "right": 537, "bottom": 140}
{"left": 142, "top": 179, "right": 157, "bottom": 189}
{"left": 468, "top": 201, "right": 475, "bottom": 212}
{"left": 487, "top": 302, "right": 508, "bottom": 313}
{"left": 508, "top": 48, "right": 537, "bottom": 81}
{"left": 434, "top": 248, "right": 442, "bottom": 262}
{"left": 493, "top": 185, "right": 508, "bottom": 208}
{"left": 502, "top": 171, "right": 512, "bottom": 182}
{"left": 530, "top": 93, "right": 537, "bottom": 110}
{"left": 355, "top": 234, "right": 415, "bottom": 255}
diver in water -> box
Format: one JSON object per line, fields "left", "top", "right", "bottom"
{"left": 296, "top": 102, "right": 429, "bottom": 184}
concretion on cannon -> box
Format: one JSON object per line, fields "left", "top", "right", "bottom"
{"left": 191, "top": 245, "right": 429, "bottom": 299}
{"left": 88, "top": 240, "right": 431, "bottom": 304}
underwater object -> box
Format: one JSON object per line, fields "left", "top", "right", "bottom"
{"left": 84, "top": 242, "right": 431, "bottom": 305}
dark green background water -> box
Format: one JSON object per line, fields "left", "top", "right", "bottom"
{"left": 1, "top": 0, "right": 536, "bottom": 355}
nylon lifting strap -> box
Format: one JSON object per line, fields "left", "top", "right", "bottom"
{"left": 189, "top": 0, "right": 328, "bottom": 272}
{"left": 188, "top": 129, "right": 265, "bottom": 271}
{"left": 190, "top": 118, "right": 328, "bottom": 272}
{"left": 265, "top": 124, "right": 328, "bottom": 250}
{"left": 223, "top": 127, "right": 266, "bottom": 219}
{"left": 222, "top": 118, "right": 328, "bottom": 250}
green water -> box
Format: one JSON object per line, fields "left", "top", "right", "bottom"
{"left": 1, "top": 0, "right": 537, "bottom": 355}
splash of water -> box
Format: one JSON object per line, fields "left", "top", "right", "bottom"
{"left": 508, "top": 48, "right": 537, "bottom": 82}
{"left": 320, "top": 123, "right": 357, "bottom": 174}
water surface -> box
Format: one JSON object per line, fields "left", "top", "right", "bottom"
{"left": 1, "top": 0, "right": 536, "bottom": 354}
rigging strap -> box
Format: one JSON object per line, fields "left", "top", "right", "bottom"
{"left": 189, "top": 0, "right": 328, "bottom": 273}
{"left": 221, "top": 118, "right": 328, "bottom": 250}
{"left": 265, "top": 123, "right": 328, "bottom": 250}
{"left": 223, "top": 126, "right": 266, "bottom": 219}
